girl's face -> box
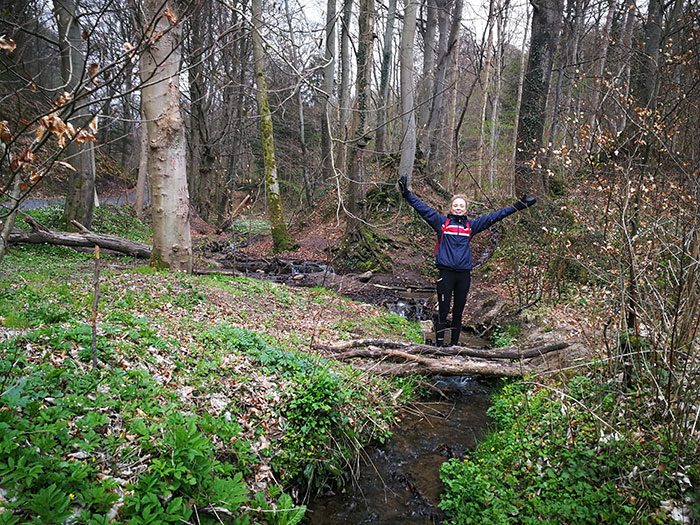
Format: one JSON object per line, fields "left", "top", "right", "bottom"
{"left": 450, "top": 198, "right": 467, "bottom": 216}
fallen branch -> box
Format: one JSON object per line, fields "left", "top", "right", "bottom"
{"left": 8, "top": 217, "right": 152, "bottom": 258}
{"left": 323, "top": 337, "right": 573, "bottom": 377}
{"left": 326, "top": 339, "right": 572, "bottom": 360}
{"left": 352, "top": 354, "right": 537, "bottom": 377}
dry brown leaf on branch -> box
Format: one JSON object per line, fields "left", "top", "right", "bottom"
{"left": 74, "top": 129, "right": 97, "bottom": 144}
{"left": 123, "top": 42, "right": 137, "bottom": 63}
{"left": 29, "top": 170, "right": 41, "bottom": 184}
{"left": 10, "top": 149, "right": 34, "bottom": 171}
{"left": 89, "top": 63, "right": 99, "bottom": 85}
{"left": 89, "top": 116, "right": 98, "bottom": 134}
{"left": 0, "top": 121, "right": 11, "bottom": 142}
{"left": 55, "top": 91, "right": 72, "bottom": 107}
{"left": 0, "top": 36, "right": 16, "bottom": 53}
{"left": 163, "top": 8, "right": 177, "bottom": 25}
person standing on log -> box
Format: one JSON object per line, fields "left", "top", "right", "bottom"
{"left": 397, "top": 175, "right": 536, "bottom": 346}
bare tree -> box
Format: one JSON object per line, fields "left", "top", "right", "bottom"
{"left": 320, "top": 0, "right": 336, "bottom": 181}
{"left": 251, "top": 0, "right": 294, "bottom": 252}
{"left": 398, "top": 0, "right": 418, "bottom": 185}
{"left": 514, "top": 0, "right": 565, "bottom": 196}
{"left": 375, "top": 0, "right": 398, "bottom": 155}
{"left": 337, "top": 0, "right": 353, "bottom": 173}
{"left": 138, "top": 0, "right": 193, "bottom": 271}
{"left": 53, "top": 0, "right": 97, "bottom": 230}
{"left": 345, "top": 0, "right": 375, "bottom": 238}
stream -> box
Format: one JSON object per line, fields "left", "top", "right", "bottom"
{"left": 227, "top": 257, "right": 496, "bottom": 523}
{"left": 305, "top": 371, "right": 494, "bottom": 524}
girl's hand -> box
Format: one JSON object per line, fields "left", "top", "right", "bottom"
{"left": 513, "top": 195, "right": 536, "bottom": 210}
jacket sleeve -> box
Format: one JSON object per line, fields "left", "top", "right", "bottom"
{"left": 469, "top": 205, "right": 518, "bottom": 235}
{"left": 404, "top": 192, "right": 445, "bottom": 233}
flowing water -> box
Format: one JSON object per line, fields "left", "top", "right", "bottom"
{"left": 305, "top": 373, "right": 494, "bottom": 524}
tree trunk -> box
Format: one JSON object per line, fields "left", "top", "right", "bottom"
{"left": 509, "top": 5, "right": 530, "bottom": 194}
{"left": 417, "top": 0, "right": 438, "bottom": 137}
{"left": 9, "top": 221, "right": 152, "bottom": 258}
{"left": 426, "top": 0, "right": 463, "bottom": 179}
{"left": 615, "top": 2, "right": 636, "bottom": 134}
{"left": 320, "top": 0, "right": 336, "bottom": 181}
{"left": 0, "top": 166, "right": 21, "bottom": 265}
{"left": 133, "top": 105, "right": 149, "bottom": 219}
{"left": 543, "top": 0, "right": 584, "bottom": 173}
{"left": 345, "top": 0, "right": 375, "bottom": 238}
{"left": 375, "top": 0, "right": 398, "bottom": 155}
{"left": 398, "top": 0, "right": 418, "bottom": 183}
{"left": 283, "top": 0, "right": 313, "bottom": 205}
{"left": 514, "top": 0, "right": 564, "bottom": 197}
{"left": 488, "top": 0, "right": 506, "bottom": 188}
{"left": 477, "top": 1, "right": 495, "bottom": 188}
{"left": 586, "top": 0, "right": 615, "bottom": 140}
{"left": 53, "top": 0, "right": 96, "bottom": 231}
{"left": 251, "top": 0, "right": 293, "bottom": 252}
{"left": 424, "top": 0, "right": 449, "bottom": 168}
{"left": 632, "top": 0, "right": 663, "bottom": 109}
{"left": 138, "top": 0, "right": 193, "bottom": 272}
{"left": 337, "top": 0, "right": 353, "bottom": 173}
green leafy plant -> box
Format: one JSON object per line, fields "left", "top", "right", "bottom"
{"left": 439, "top": 378, "right": 696, "bottom": 524}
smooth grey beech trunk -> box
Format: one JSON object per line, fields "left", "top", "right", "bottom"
{"left": 398, "top": 0, "right": 418, "bottom": 184}
{"left": 139, "top": 0, "right": 193, "bottom": 272}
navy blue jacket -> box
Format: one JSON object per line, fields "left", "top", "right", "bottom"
{"left": 405, "top": 192, "right": 518, "bottom": 271}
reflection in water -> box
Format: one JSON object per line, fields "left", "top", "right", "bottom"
{"left": 306, "top": 377, "right": 493, "bottom": 524}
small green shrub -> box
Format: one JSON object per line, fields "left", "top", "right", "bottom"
{"left": 490, "top": 324, "right": 520, "bottom": 347}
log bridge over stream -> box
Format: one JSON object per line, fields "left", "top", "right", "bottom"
{"left": 321, "top": 338, "right": 573, "bottom": 377}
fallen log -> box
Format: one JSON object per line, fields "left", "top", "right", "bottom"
{"left": 8, "top": 215, "right": 152, "bottom": 258}
{"left": 325, "top": 339, "right": 572, "bottom": 360}
{"left": 351, "top": 352, "right": 537, "bottom": 377}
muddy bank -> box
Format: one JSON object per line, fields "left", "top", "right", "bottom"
{"left": 305, "top": 375, "right": 494, "bottom": 524}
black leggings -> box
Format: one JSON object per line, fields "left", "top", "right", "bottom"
{"left": 436, "top": 268, "right": 472, "bottom": 344}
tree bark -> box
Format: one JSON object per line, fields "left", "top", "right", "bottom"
{"left": 283, "top": 0, "right": 313, "bottom": 205}
{"left": 509, "top": 5, "right": 530, "bottom": 194}
{"left": 586, "top": 0, "right": 615, "bottom": 141}
{"left": 138, "top": 0, "right": 193, "bottom": 272}
{"left": 133, "top": 106, "right": 148, "bottom": 220}
{"left": 320, "top": 0, "right": 336, "bottom": 181}
{"left": 345, "top": 0, "right": 375, "bottom": 238}
{"left": 417, "top": 0, "right": 438, "bottom": 137}
{"left": 514, "top": 0, "right": 564, "bottom": 197}
{"left": 375, "top": 0, "right": 398, "bottom": 155}
{"left": 337, "top": 0, "right": 353, "bottom": 173}
{"left": 425, "top": 0, "right": 463, "bottom": 179}
{"left": 488, "top": 0, "right": 506, "bottom": 189}
{"left": 398, "top": 0, "right": 418, "bottom": 183}
{"left": 53, "top": 0, "right": 96, "bottom": 231}
{"left": 477, "top": 0, "right": 495, "bottom": 188}
{"left": 251, "top": 0, "right": 294, "bottom": 252}
{"left": 0, "top": 167, "right": 22, "bottom": 265}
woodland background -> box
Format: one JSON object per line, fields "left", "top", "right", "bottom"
{"left": 0, "top": 0, "right": 699, "bottom": 521}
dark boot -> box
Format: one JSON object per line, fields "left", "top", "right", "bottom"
{"left": 434, "top": 322, "right": 447, "bottom": 347}
{"left": 450, "top": 325, "right": 461, "bottom": 346}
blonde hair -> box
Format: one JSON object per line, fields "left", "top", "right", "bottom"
{"left": 450, "top": 194, "right": 468, "bottom": 209}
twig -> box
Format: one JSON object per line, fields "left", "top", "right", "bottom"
{"left": 92, "top": 245, "right": 100, "bottom": 369}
